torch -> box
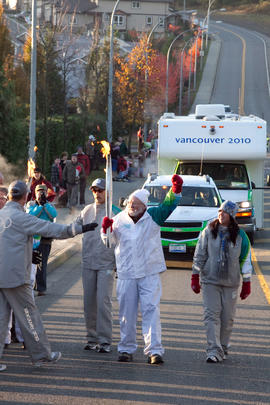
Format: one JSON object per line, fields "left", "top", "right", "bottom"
{"left": 101, "top": 140, "right": 113, "bottom": 248}
{"left": 26, "top": 145, "right": 38, "bottom": 193}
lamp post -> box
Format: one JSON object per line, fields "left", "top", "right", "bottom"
{"left": 144, "top": 12, "right": 178, "bottom": 136}
{"left": 28, "top": 0, "right": 37, "bottom": 160}
{"left": 206, "top": 0, "right": 215, "bottom": 48}
{"left": 165, "top": 28, "right": 194, "bottom": 112}
{"left": 107, "top": 0, "right": 120, "bottom": 143}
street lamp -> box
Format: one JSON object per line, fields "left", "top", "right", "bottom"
{"left": 28, "top": 0, "right": 37, "bottom": 160}
{"left": 206, "top": 0, "right": 215, "bottom": 48}
{"left": 107, "top": 0, "right": 120, "bottom": 143}
{"left": 165, "top": 28, "right": 194, "bottom": 112}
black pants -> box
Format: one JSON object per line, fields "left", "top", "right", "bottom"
{"left": 36, "top": 243, "right": 51, "bottom": 292}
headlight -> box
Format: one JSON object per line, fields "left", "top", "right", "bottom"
{"left": 238, "top": 201, "right": 252, "bottom": 209}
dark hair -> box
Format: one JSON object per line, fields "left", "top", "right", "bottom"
{"left": 61, "top": 152, "right": 68, "bottom": 158}
{"left": 210, "top": 217, "right": 239, "bottom": 245}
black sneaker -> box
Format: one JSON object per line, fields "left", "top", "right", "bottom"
{"left": 118, "top": 352, "right": 133, "bottom": 362}
{"left": 147, "top": 354, "right": 164, "bottom": 365}
{"left": 206, "top": 355, "right": 219, "bottom": 363}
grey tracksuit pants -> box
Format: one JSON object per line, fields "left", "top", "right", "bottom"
{"left": 67, "top": 183, "right": 78, "bottom": 208}
{"left": 0, "top": 284, "right": 51, "bottom": 362}
{"left": 202, "top": 283, "right": 238, "bottom": 360}
{"left": 82, "top": 268, "right": 114, "bottom": 345}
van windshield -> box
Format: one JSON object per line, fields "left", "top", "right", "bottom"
{"left": 145, "top": 185, "right": 220, "bottom": 207}
{"left": 177, "top": 163, "right": 249, "bottom": 190}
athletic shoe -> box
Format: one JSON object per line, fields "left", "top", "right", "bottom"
{"left": 147, "top": 354, "right": 164, "bottom": 365}
{"left": 0, "top": 364, "right": 7, "bottom": 372}
{"left": 32, "top": 351, "right": 62, "bottom": 368}
{"left": 206, "top": 355, "right": 219, "bottom": 363}
{"left": 118, "top": 352, "right": 133, "bottom": 362}
{"left": 96, "top": 344, "right": 111, "bottom": 353}
{"left": 84, "top": 342, "right": 97, "bottom": 351}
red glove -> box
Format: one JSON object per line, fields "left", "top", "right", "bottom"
{"left": 171, "top": 174, "right": 183, "bottom": 194}
{"left": 240, "top": 281, "right": 251, "bottom": 300}
{"left": 191, "top": 274, "right": 200, "bottom": 294}
{"left": 102, "top": 216, "right": 114, "bottom": 234}
{"left": 76, "top": 165, "right": 82, "bottom": 173}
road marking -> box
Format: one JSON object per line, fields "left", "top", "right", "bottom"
{"left": 251, "top": 248, "right": 270, "bottom": 304}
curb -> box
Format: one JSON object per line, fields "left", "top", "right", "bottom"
{"left": 47, "top": 241, "right": 80, "bottom": 274}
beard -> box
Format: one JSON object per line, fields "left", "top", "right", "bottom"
{"left": 128, "top": 206, "right": 145, "bottom": 218}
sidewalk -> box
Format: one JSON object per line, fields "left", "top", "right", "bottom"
{"left": 48, "top": 156, "right": 158, "bottom": 272}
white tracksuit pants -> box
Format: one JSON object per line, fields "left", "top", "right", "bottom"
{"left": 116, "top": 274, "right": 164, "bottom": 356}
{"left": 202, "top": 283, "right": 238, "bottom": 360}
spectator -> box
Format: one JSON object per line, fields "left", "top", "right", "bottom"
{"left": 0, "top": 180, "right": 98, "bottom": 372}
{"left": 75, "top": 146, "right": 90, "bottom": 207}
{"left": 118, "top": 137, "right": 128, "bottom": 157}
{"left": 85, "top": 135, "right": 96, "bottom": 173}
{"left": 111, "top": 142, "right": 120, "bottom": 175}
{"left": 27, "top": 184, "right": 57, "bottom": 296}
{"left": 75, "top": 178, "right": 120, "bottom": 353}
{"left": 115, "top": 156, "right": 128, "bottom": 182}
{"left": 51, "top": 157, "right": 62, "bottom": 194}
{"left": 28, "top": 168, "right": 55, "bottom": 202}
{"left": 191, "top": 200, "right": 252, "bottom": 363}
{"left": 0, "top": 186, "right": 8, "bottom": 209}
{"left": 62, "top": 154, "right": 85, "bottom": 213}
{"left": 102, "top": 175, "right": 183, "bottom": 365}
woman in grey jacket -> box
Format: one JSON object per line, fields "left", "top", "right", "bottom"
{"left": 191, "top": 200, "right": 252, "bottom": 363}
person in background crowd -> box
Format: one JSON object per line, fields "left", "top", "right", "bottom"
{"left": 0, "top": 180, "right": 98, "bottom": 372}
{"left": 191, "top": 200, "right": 252, "bottom": 363}
{"left": 27, "top": 184, "right": 58, "bottom": 296}
{"left": 76, "top": 178, "right": 120, "bottom": 353}
{"left": 85, "top": 135, "right": 96, "bottom": 173}
{"left": 60, "top": 152, "right": 68, "bottom": 186}
{"left": 75, "top": 146, "right": 90, "bottom": 207}
{"left": 118, "top": 137, "right": 128, "bottom": 157}
{"left": 111, "top": 142, "right": 120, "bottom": 176}
{"left": 28, "top": 168, "right": 55, "bottom": 202}
{"left": 62, "top": 154, "right": 85, "bottom": 213}
{"left": 102, "top": 174, "right": 183, "bottom": 365}
{"left": 0, "top": 172, "right": 3, "bottom": 185}
{"left": 51, "top": 157, "right": 62, "bottom": 194}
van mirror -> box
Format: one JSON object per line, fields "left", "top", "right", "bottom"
{"left": 251, "top": 181, "right": 256, "bottom": 189}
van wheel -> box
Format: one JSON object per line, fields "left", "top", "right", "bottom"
{"left": 267, "top": 175, "right": 270, "bottom": 186}
{"left": 247, "top": 232, "right": 254, "bottom": 246}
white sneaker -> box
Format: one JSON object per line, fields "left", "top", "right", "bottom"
{"left": 0, "top": 364, "right": 7, "bottom": 372}
{"left": 33, "top": 351, "right": 62, "bottom": 368}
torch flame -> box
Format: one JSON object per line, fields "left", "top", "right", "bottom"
{"left": 27, "top": 158, "right": 36, "bottom": 178}
{"left": 34, "top": 145, "right": 38, "bottom": 152}
{"left": 101, "top": 140, "right": 111, "bottom": 158}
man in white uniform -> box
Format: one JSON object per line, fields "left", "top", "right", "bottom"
{"left": 102, "top": 174, "right": 183, "bottom": 364}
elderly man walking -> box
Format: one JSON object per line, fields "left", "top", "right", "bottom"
{"left": 102, "top": 174, "right": 183, "bottom": 364}
{"left": 0, "top": 180, "right": 97, "bottom": 372}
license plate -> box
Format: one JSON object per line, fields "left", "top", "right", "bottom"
{"left": 169, "top": 244, "right": 186, "bottom": 253}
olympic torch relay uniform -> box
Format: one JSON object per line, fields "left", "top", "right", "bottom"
{"left": 102, "top": 189, "right": 180, "bottom": 358}
{"left": 0, "top": 200, "right": 83, "bottom": 364}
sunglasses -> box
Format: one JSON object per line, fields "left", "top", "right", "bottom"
{"left": 92, "top": 188, "right": 104, "bottom": 193}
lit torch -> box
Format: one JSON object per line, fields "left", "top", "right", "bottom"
{"left": 101, "top": 140, "right": 113, "bottom": 248}
{"left": 27, "top": 157, "right": 36, "bottom": 191}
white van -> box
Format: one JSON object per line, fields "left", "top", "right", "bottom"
{"left": 158, "top": 105, "right": 267, "bottom": 244}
